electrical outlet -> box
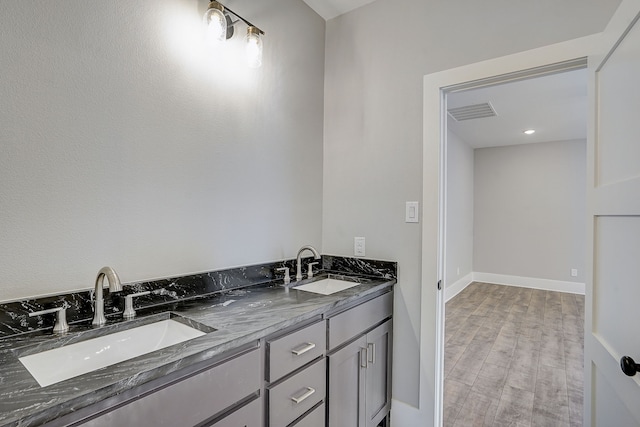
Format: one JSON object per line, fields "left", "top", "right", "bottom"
{"left": 571, "top": 268, "right": 578, "bottom": 277}
{"left": 457, "top": 267, "right": 460, "bottom": 276}
{"left": 354, "top": 237, "right": 365, "bottom": 257}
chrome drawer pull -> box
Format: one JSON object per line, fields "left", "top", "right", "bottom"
{"left": 368, "top": 343, "right": 376, "bottom": 365}
{"left": 291, "top": 387, "right": 316, "bottom": 404}
{"left": 291, "top": 342, "right": 316, "bottom": 356}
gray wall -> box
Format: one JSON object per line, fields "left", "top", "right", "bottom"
{"left": 0, "top": 0, "right": 325, "bottom": 301}
{"left": 473, "top": 140, "right": 587, "bottom": 282}
{"left": 446, "top": 131, "right": 474, "bottom": 287}
{"left": 323, "top": 0, "right": 617, "bottom": 407}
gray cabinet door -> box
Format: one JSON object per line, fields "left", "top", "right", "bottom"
{"left": 328, "top": 335, "right": 367, "bottom": 427}
{"left": 364, "top": 320, "right": 392, "bottom": 427}
{"left": 327, "top": 321, "right": 393, "bottom": 427}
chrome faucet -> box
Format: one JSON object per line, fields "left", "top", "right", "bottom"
{"left": 92, "top": 266, "right": 123, "bottom": 326}
{"left": 295, "top": 245, "right": 320, "bottom": 281}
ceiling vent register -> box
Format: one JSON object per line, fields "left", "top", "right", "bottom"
{"left": 447, "top": 102, "right": 497, "bottom": 121}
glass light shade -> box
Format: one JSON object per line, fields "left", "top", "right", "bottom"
{"left": 246, "top": 27, "right": 263, "bottom": 68}
{"left": 203, "top": 2, "right": 227, "bottom": 43}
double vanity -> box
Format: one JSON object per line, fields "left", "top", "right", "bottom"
{"left": 0, "top": 254, "right": 396, "bottom": 427}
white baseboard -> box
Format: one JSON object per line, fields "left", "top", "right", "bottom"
{"left": 472, "top": 272, "right": 585, "bottom": 295}
{"left": 445, "top": 273, "right": 474, "bottom": 302}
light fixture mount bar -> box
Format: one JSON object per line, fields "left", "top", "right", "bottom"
{"left": 210, "top": 0, "right": 265, "bottom": 35}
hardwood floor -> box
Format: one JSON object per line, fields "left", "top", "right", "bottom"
{"left": 444, "top": 282, "right": 584, "bottom": 427}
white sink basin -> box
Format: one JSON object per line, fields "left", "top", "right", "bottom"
{"left": 19, "top": 319, "right": 206, "bottom": 387}
{"left": 294, "top": 278, "right": 362, "bottom": 295}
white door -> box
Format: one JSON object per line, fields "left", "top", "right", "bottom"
{"left": 586, "top": 3, "right": 640, "bottom": 426}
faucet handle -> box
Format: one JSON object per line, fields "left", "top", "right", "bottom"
{"left": 276, "top": 267, "right": 291, "bottom": 285}
{"left": 307, "top": 262, "right": 319, "bottom": 279}
{"left": 29, "top": 304, "right": 69, "bottom": 334}
{"left": 123, "top": 291, "right": 151, "bottom": 319}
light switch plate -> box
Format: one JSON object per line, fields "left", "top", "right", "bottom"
{"left": 406, "top": 201, "right": 419, "bottom": 223}
{"left": 354, "top": 237, "right": 365, "bottom": 257}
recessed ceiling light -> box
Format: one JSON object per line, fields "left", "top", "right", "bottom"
{"left": 524, "top": 129, "right": 536, "bottom": 135}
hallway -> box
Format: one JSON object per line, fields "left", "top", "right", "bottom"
{"left": 444, "top": 282, "right": 584, "bottom": 426}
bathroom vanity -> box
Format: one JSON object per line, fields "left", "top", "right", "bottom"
{"left": 0, "top": 256, "right": 395, "bottom": 427}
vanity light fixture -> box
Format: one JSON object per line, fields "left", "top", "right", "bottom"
{"left": 203, "top": 1, "right": 227, "bottom": 43}
{"left": 203, "top": 0, "right": 265, "bottom": 68}
{"left": 523, "top": 129, "right": 536, "bottom": 135}
{"left": 245, "top": 26, "right": 263, "bottom": 68}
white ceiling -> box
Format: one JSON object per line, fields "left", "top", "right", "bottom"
{"left": 302, "top": 0, "right": 376, "bottom": 20}
{"left": 447, "top": 68, "right": 587, "bottom": 149}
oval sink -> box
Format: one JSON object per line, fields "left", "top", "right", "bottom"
{"left": 19, "top": 319, "right": 208, "bottom": 387}
{"left": 294, "top": 278, "right": 362, "bottom": 295}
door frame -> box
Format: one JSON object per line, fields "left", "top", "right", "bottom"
{"left": 412, "top": 33, "right": 611, "bottom": 427}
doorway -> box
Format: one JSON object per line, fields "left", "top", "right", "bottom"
{"left": 409, "top": 8, "right": 640, "bottom": 426}
{"left": 441, "top": 68, "right": 587, "bottom": 426}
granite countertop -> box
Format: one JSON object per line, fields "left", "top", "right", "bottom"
{"left": 0, "top": 272, "right": 395, "bottom": 427}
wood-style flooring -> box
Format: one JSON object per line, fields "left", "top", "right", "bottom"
{"left": 444, "top": 282, "right": 584, "bottom": 427}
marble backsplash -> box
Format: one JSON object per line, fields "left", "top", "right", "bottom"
{"left": 0, "top": 255, "right": 396, "bottom": 338}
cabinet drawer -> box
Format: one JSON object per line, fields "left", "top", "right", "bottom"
{"left": 267, "top": 321, "right": 325, "bottom": 382}
{"left": 291, "top": 403, "right": 325, "bottom": 427}
{"left": 81, "top": 348, "right": 261, "bottom": 427}
{"left": 268, "top": 359, "right": 325, "bottom": 427}
{"left": 209, "top": 397, "right": 262, "bottom": 427}
{"left": 328, "top": 292, "right": 393, "bottom": 350}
